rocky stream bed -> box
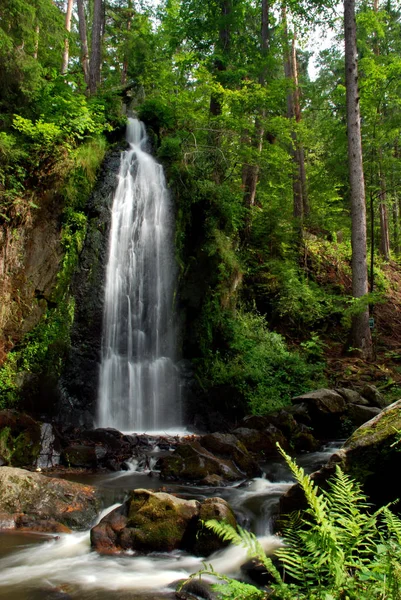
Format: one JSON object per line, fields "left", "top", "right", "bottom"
{"left": 0, "top": 387, "right": 401, "bottom": 599}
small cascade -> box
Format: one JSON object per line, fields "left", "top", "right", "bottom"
{"left": 97, "top": 118, "right": 181, "bottom": 432}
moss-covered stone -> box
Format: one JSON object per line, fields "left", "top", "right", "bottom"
{"left": 0, "top": 410, "right": 41, "bottom": 467}
{"left": 91, "top": 489, "right": 238, "bottom": 557}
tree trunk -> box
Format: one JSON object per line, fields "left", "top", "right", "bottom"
{"left": 378, "top": 161, "right": 390, "bottom": 260}
{"left": 292, "top": 34, "right": 309, "bottom": 217}
{"left": 77, "top": 0, "right": 90, "bottom": 86}
{"left": 61, "top": 0, "right": 74, "bottom": 75}
{"left": 33, "top": 24, "right": 40, "bottom": 59}
{"left": 89, "top": 0, "right": 103, "bottom": 94}
{"left": 282, "top": 7, "right": 303, "bottom": 224}
{"left": 344, "top": 0, "right": 372, "bottom": 358}
{"left": 240, "top": 0, "right": 269, "bottom": 241}
{"left": 121, "top": 0, "right": 134, "bottom": 86}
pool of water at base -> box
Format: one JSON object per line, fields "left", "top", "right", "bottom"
{"left": 0, "top": 441, "right": 343, "bottom": 599}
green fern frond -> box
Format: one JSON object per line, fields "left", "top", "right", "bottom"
{"left": 204, "top": 520, "right": 283, "bottom": 584}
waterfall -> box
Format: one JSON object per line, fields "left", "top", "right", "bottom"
{"left": 97, "top": 118, "right": 181, "bottom": 432}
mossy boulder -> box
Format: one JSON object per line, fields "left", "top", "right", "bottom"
{"left": 279, "top": 400, "right": 401, "bottom": 516}
{"left": 0, "top": 466, "right": 100, "bottom": 529}
{"left": 90, "top": 489, "right": 238, "bottom": 556}
{"left": 192, "top": 497, "right": 237, "bottom": 556}
{"left": 231, "top": 426, "right": 287, "bottom": 457}
{"left": 157, "top": 440, "right": 250, "bottom": 483}
{"left": 200, "top": 433, "right": 262, "bottom": 476}
{"left": 0, "top": 410, "right": 41, "bottom": 467}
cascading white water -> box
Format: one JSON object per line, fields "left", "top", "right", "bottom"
{"left": 97, "top": 118, "right": 181, "bottom": 432}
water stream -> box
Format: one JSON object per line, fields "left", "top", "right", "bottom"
{"left": 97, "top": 118, "right": 181, "bottom": 432}
{"left": 0, "top": 443, "right": 342, "bottom": 599}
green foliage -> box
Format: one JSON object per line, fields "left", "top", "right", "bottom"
{"left": 186, "top": 448, "right": 401, "bottom": 600}
{"left": 198, "top": 310, "right": 325, "bottom": 416}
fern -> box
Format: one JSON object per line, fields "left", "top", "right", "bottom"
{"left": 203, "top": 519, "right": 283, "bottom": 584}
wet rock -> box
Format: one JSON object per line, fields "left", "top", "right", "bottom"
{"left": 91, "top": 490, "right": 238, "bottom": 557}
{"left": 0, "top": 466, "right": 100, "bottom": 529}
{"left": 15, "top": 514, "right": 71, "bottom": 534}
{"left": 238, "top": 415, "right": 272, "bottom": 431}
{"left": 346, "top": 404, "right": 381, "bottom": 427}
{"left": 291, "top": 428, "right": 320, "bottom": 453}
{"left": 231, "top": 426, "right": 286, "bottom": 458}
{"left": 157, "top": 441, "right": 248, "bottom": 483}
{"left": 265, "top": 410, "right": 300, "bottom": 438}
{"left": 61, "top": 444, "right": 107, "bottom": 468}
{"left": 0, "top": 410, "right": 41, "bottom": 467}
{"left": 292, "top": 389, "right": 347, "bottom": 436}
{"left": 200, "top": 433, "right": 262, "bottom": 476}
{"left": 335, "top": 388, "right": 370, "bottom": 406}
{"left": 192, "top": 497, "right": 237, "bottom": 556}
{"left": 279, "top": 400, "right": 401, "bottom": 516}
{"left": 360, "top": 384, "right": 389, "bottom": 409}
{"left": 175, "top": 579, "right": 217, "bottom": 600}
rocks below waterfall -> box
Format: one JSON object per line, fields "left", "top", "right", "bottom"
{"left": 0, "top": 466, "right": 101, "bottom": 530}
{"left": 91, "top": 488, "right": 237, "bottom": 556}
{"left": 279, "top": 398, "right": 401, "bottom": 515}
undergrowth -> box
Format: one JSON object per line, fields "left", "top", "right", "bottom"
{"left": 184, "top": 444, "right": 401, "bottom": 600}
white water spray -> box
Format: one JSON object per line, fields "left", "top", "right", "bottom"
{"left": 97, "top": 118, "right": 181, "bottom": 431}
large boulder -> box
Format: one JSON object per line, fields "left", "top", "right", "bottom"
{"left": 200, "top": 433, "right": 262, "bottom": 476}
{"left": 0, "top": 466, "right": 100, "bottom": 529}
{"left": 90, "top": 489, "right": 237, "bottom": 556}
{"left": 0, "top": 410, "right": 41, "bottom": 467}
{"left": 292, "top": 389, "right": 347, "bottom": 436}
{"left": 279, "top": 399, "right": 401, "bottom": 515}
{"left": 157, "top": 439, "right": 260, "bottom": 484}
{"left": 231, "top": 426, "right": 287, "bottom": 457}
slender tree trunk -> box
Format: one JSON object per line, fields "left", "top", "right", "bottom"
{"left": 240, "top": 0, "right": 269, "bottom": 241}
{"left": 61, "top": 0, "right": 74, "bottom": 75}
{"left": 89, "top": 0, "right": 103, "bottom": 94}
{"left": 33, "top": 24, "right": 40, "bottom": 59}
{"left": 292, "top": 34, "right": 309, "bottom": 217}
{"left": 344, "top": 0, "right": 373, "bottom": 358}
{"left": 121, "top": 0, "right": 134, "bottom": 86}
{"left": 378, "top": 162, "right": 390, "bottom": 259}
{"left": 393, "top": 198, "right": 400, "bottom": 255}
{"left": 282, "top": 6, "right": 303, "bottom": 224}
{"left": 77, "top": 0, "right": 90, "bottom": 86}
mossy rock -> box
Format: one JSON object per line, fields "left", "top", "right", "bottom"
{"left": 0, "top": 410, "right": 41, "bottom": 467}
{"left": 157, "top": 440, "right": 245, "bottom": 483}
{"left": 91, "top": 489, "right": 238, "bottom": 557}
{"left": 192, "top": 497, "right": 237, "bottom": 556}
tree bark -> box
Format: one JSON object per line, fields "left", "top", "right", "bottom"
{"left": 89, "top": 0, "right": 103, "bottom": 94}
{"left": 344, "top": 0, "right": 373, "bottom": 358}
{"left": 61, "top": 0, "right": 74, "bottom": 75}
{"left": 121, "top": 0, "right": 134, "bottom": 86}
{"left": 282, "top": 7, "right": 303, "bottom": 224}
{"left": 33, "top": 24, "right": 40, "bottom": 60}
{"left": 77, "top": 0, "right": 90, "bottom": 86}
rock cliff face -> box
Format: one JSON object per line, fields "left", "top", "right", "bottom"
{"left": 0, "top": 192, "right": 64, "bottom": 362}
{"left": 58, "top": 146, "right": 123, "bottom": 427}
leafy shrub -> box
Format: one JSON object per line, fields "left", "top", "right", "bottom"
{"left": 199, "top": 310, "right": 325, "bottom": 415}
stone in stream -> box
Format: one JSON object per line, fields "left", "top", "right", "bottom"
{"left": 0, "top": 466, "right": 100, "bottom": 530}
{"left": 157, "top": 439, "right": 260, "bottom": 483}
{"left": 90, "top": 489, "right": 237, "bottom": 556}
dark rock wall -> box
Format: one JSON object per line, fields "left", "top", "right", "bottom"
{"left": 58, "top": 146, "right": 124, "bottom": 427}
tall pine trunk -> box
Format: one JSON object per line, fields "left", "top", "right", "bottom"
{"left": 89, "top": 0, "right": 103, "bottom": 94}
{"left": 61, "top": 0, "right": 74, "bottom": 75}
{"left": 344, "top": 0, "right": 373, "bottom": 358}
{"left": 77, "top": 0, "right": 90, "bottom": 86}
